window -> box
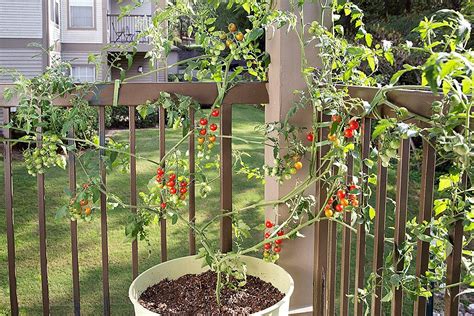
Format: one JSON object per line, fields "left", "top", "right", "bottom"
{"left": 50, "top": 0, "right": 59, "bottom": 25}
{"left": 69, "top": 0, "right": 94, "bottom": 29}
{"left": 71, "top": 65, "right": 96, "bottom": 82}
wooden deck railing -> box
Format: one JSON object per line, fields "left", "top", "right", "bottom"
{"left": 0, "top": 83, "right": 465, "bottom": 316}
{"left": 107, "top": 15, "right": 151, "bottom": 44}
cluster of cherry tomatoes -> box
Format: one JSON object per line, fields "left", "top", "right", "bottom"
{"left": 156, "top": 167, "right": 189, "bottom": 203}
{"left": 197, "top": 109, "right": 220, "bottom": 151}
{"left": 220, "top": 23, "right": 244, "bottom": 49}
{"left": 262, "top": 220, "right": 284, "bottom": 261}
{"left": 324, "top": 184, "right": 360, "bottom": 217}
{"left": 68, "top": 182, "right": 94, "bottom": 219}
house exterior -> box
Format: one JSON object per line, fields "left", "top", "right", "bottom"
{"left": 0, "top": 0, "right": 169, "bottom": 91}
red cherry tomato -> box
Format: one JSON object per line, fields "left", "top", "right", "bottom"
{"left": 306, "top": 132, "right": 314, "bottom": 142}
{"left": 265, "top": 220, "right": 273, "bottom": 228}
{"left": 169, "top": 187, "right": 177, "bottom": 195}
{"left": 344, "top": 129, "right": 354, "bottom": 138}
{"left": 210, "top": 124, "right": 218, "bottom": 131}
{"left": 167, "top": 180, "right": 175, "bottom": 187}
{"left": 349, "top": 184, "right": 357, "bottom": 192}
{"left": 199, "top": 129, "right": 207, "bottom": 136}
{"left": 337, "top": 189, "right": 346, "bottom": 199}
{"left": 349, "top": 119, "right": 359, "bottom": 130}
{"left": 157, "top": 168, "right": 165, "bottom": 176}
{"left": 264, "top": 232, "right": 270, "bottom": 239}
{"left": 161, "top": 202, "right": 167, "bottom": 209}
{"left": 335, "top": 204, "right": 344, "bottom": 212}
{"left": 274, "top": 246, "right": 281, "bottom": 253}
{"left": 264, "top": 243, "right": 271, "bottom": 250}
{"left": 180, "top": 181, "right": 188, "bottom": 187}
{"left": 277, "top": 230, "right": 284, "bottom": 236}
{"left": 180, "top": 187, "right": 187, "bottom": 194}
{"left": 199, "top": 118, "right": 208, "bottom": 126}
{"left": 211, "top": 110, "right": 220, "bottom": 117}
{"left": 169, "top": 173, "right": 176, "bottom": 181}
{"left": 275, "top": 239, "right": 282, "bottom": 245}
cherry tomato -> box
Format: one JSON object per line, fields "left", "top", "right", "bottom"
{"left": 328, "top": 134, "right": 337, "bottom": 142}
{"left": 277, "top": 230, "right": 284, "bottom": 236}
{"left": 180, "top": 187, "right": 187, "bottom": 194}
{"left": 294, "top": 161, "right": 303, "bottom": 170}
{"left": 208, "top": 135, "right": 216, "bottom": 143}
{"left": 169, "top": 187, "right": 177, "bottom": 195}
{"left": 169, "top": 174, "right": 176, "bottom": 181}
{"left": 161, "top": 202, "right": 167, "bottom": 209}
{"left": 352, "top": 199, "right": 359, "bottom": 207}
{"left": 156, "top": 176, "right": 162, "bottom": 182}
{"left": 349, "top": 184, "right": 357, "bottom": 192}
{"left": 264, "top": 243, "right": 271, "bottom": 250}
{"left": 328, "top": 197, "right": 334, "bottom": 204}
{"left": 80, "top": 200, "right": 88, "bottom": 206}
{"left": 337, "top": 189, "right": 346, "bottom": 199}
{"left": 157, "top": 168, "right": 165, "bottom": 176}
{"left": 349, "top": 119, "right": 359, "bottom": 130}
{"left": 275, "top": 239, "right": 282, "bottom": 245}
{"left": 306, "top": 132, "right": 314, "bottom": 142}
{"left": 235, "top": 32, "right": 244, "bottom": 41}
{"left": 211, "top": 109, "right": 220, "bottom": 117}
{"left": 199, "top": 129, "right": 207, "bottom": 136}
{"left": 210, "top": 123, "right": 218, "bottom": 131}
{"left": 265, "top": 232, "right": 270, "bottom": 239}
{"left": 335, "top": 204, "right": 344, "bottom": 212}
{"left": 198, "top": 137, "right": 205, "bottom": 145}
{"left": 344, "top": 129, "right": 354, "bottom": 138}
{"left": 340, "top": 198, "right": 349, "bottom": 207}
{"left": 167, "top": 180, "right": 175, "bottom": 187}
{"left": 265, "top": 220, "right": 273, "bottom": 228}
{"left": 228, "top": 23, "right": 237, "bottom": 32}
{"left": 180, "top": 181, "right": 187, "bottom": 187}
{"left": 199, "top": 118, "right": 208, "bottom": 126}
{"left": 325, "top": 208, "right": 333, "bottom": 217}
{"left": 274, "top": 246, "right": 282, "bottom": 253}
{"left": 332, "top": 115, "right": 342, "bottom": 123}
{"left": 84, "top": 207, "right": 92, "bottom": 216}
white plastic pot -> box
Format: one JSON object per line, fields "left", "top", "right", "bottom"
{"left": 129, "top": 255, "right": 294, "bottom": 315}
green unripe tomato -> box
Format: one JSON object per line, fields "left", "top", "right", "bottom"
{"left": 453, "top": 143, "right": 469, "bottom": 156}
{"left": 289, "top": 168, "right": 297, "bottom": 175}
{"left": 389, "top": 140, "right": 400, "bottom": 149}
{"left": 450, "top": 94, "right": 462, "bottom": 107}
{"left": 397, "top": 107, "right": 409, "bottom": 119}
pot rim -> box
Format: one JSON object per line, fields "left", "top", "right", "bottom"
{"left": 129, "top": 255, "right": 294, "bottom": 315}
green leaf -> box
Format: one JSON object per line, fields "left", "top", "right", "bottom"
{"left": 204, "top": 18, "right": 216, "bottom": 25}
{"left": 365, "top": 33, "right": 373, "bottom": 47}
{"left": 438, "top": 175, "right": 453, "bottom": 192}
{"left": 434, "top": 199, "right": 449, "bottom": 215}
{"left": 369, "top": 206, "right": 376, "bottom": 220}
{"left": 367, "top": 55, "right": 376, "bottom": 72}
{"left": 372, "top": 119, "right": 394, "bottom": 139}
{"left": 242, "top": 2, "right": 251, "bottom": 13}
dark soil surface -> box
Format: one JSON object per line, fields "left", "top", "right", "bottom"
{"left": 138, "top": 270, "right": 285, "bottom": 315}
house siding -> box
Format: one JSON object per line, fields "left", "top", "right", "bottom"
{"left": 61, "top": 0, "right": 104, "bottom": 43}
{"left": 110, "top": 53, "right": 165, "bottom": 82}
{"left": 109, "top": 0, "right": 153, "bottom": 15}
{"left": 0, "top": 0, "right": 43, "bottom": 38}
{"left": 0, "top": 49, "right": 43, "bottom": 83}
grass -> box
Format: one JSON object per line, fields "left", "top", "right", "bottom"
{"left": 0, "top": 105, "right": 266, "bottom": 315}
{"left": 0, "top": 104, "right": 428, "bottom": 315}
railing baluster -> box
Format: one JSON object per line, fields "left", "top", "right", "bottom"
{"left": 354, "top": 117, "right": 371, "bottom": 316}
{"left": 3, "top": 107, "right": 19, "bottom": 316}
{"left": 220, "top": 104, "right": 232, "bottom": 253}
{"left": 313, "top": 113, "right": 331, "bottom": 316}
{"left": 188, "top": 107, "right": 196, "bottom": 255}
{"left": 370, "top": 145, "right": 388, "bottom": 316}
{"left": 340, "top": 150, "right": 354, "bottom": 316}
{"left": 99, "top": 106, "right": 111, "bottom": 315}
{"left": 391, "top": 138, "right": 410, "bottom": 315}
{"left": 413, "top": 140, "right": 436, "bottom": 315}
{"left": 129, "top": 106, "right": 139, "bottom": 278}
{"left": 159, "top": 105, "right": 168, "bottom": 262}
{"left": 37, "top": 114, "right": 50, "bottom": 316}
{"left": 327, "top": 211, "right": 337, "bottom": 316}
{"left": 68, "top": 129, "right": 81, "bottom": 316}
{"left": 444, "top": 174, "right": 466, "bottom": 315}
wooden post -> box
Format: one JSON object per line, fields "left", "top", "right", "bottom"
{"left": 265, "top": 1, "right": 328, "bottom": 313}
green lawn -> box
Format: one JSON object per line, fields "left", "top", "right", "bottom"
{"left": 0, "top": 105, "right": 266, "bottom": 315}
{"left": 0, "top": 104, "right": 426, "bottom": 315}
